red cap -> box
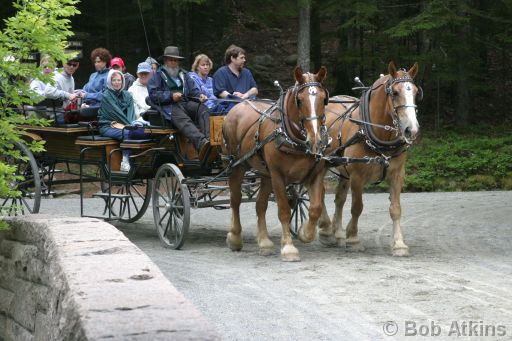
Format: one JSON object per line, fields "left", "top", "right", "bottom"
{"left": 110, "top": 57, "right": 125, "bottom": 68}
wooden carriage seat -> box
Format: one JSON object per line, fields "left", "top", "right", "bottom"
{"left": 75, "top": 135, "right": 121, "bottom": 171}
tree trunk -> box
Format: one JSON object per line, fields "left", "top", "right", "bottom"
{"left": 310, "top": 3, "right": 321, "bottom": 72}
{"left": 297, "top": 0, "right": 311, "bottom": 72}
{"left": 455, "top": 2, "right": 470, "bottom": 126}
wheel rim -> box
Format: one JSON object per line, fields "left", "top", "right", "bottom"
{"left": 103, "top": 178, "right": 152, "bottom": 223}
{"left": 0, "top": 141, "right": 41, "bottom": 215}
{"left": 288, "top": 184, "right": 309, "bottom": 237}
{"left": 152, "top": 163, "right": 190, "bottom": 249}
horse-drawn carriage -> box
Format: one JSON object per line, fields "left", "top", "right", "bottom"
{"left": 1, "top": 62, "right": 422, "bottom": 260}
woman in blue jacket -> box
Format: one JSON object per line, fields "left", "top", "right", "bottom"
{"left": 82, "top": 47, "right": 111, "bottom": 107}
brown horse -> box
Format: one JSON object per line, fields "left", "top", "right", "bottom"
{"left": 222, "top": 66, "right": 329, "bottom": 261}
{"left": 318, "top": 62, "right": 420, "bottom": 256}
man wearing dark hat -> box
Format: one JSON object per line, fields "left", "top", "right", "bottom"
{"left": 148, "top": 46, "right": 211, "bottom": 158}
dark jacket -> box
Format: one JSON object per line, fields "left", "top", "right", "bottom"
{"left": 147, "top": 66, "right": 201, "bottom": 120}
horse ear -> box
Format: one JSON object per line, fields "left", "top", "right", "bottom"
{"left": 388, "top": 61, "right": 397, "bottom": 78}
{"left": 316, "top": 66, "right": 327, "bottom": 82}
{"left": 294, "top": 66, "right": 304, "bottom": 84}
{"left": 408, "top": 62, "right": 419, "bottom": 78}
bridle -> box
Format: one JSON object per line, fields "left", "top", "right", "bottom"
{"left": 289, "top": 80, "right": 330, "bottom": 158}
{"left": 383, "top": 73, "right": 422, "bottom": 143}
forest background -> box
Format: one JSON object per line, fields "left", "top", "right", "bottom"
{"left": 1, "top": 0, "right": 511, "bottom": 191}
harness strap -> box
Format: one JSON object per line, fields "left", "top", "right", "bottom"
{"left": 361, "top": 88, "right": 407, "bottom": 151}
{"left": 231, "top": 129, "right": 279, "bottom": 169}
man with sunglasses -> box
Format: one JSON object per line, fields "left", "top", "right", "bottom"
{"left": 54, "top": 56, "right": 81, "bottom": 108}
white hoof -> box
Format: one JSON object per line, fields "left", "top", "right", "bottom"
{"left": 318, "top": 233, "right": 337, "bottom": 247}
{"left": 298, "top": 225, "right": 315, "bottom": 243}
{"left": 346, "top": 239, "right": 365, "bottom": 252}
{"left": 226, "top": 232, "right": 243, "bottom": 251}
{"left": 258, "top": 238, "right": 274, "bottom": 256}
{"left": 392, "top": 247, "right": 410, "bottom": 257}
{"left": 336, "top": 238, "right": 346, "bottom": 248}
{"left": 281, "top": 244, "right": 300, "bottom": 262}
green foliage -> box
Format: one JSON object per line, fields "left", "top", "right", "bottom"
{"left": 403, "top": 128, "right": 512, "bottom": 192}
{"left": 0, "top": 0, "right": 79, "bottom": 218}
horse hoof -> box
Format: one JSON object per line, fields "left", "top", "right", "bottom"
{"left": 226, "top": 232, "right": 243, "bottom": 251}
{"left": 258, "top": 239, "right": 274, "bottom": 256}
{"left": 336, "top": 238, "right": 346, "bottom": 248}
{"left": 281, "top": 245, "right": 301, "bottom": 262}
{"left": 259, "top": 247, "right": 274, "bottom": 256}
{"left": 392, "top": 247, "right": 410, "bottom": 257}
{"left": 298, "top": 228, "right": 315, "bottom": 244}
{"left": 318, "top": 233, "right": 337, "bottom": 247}
{"left": 346, "top": 241, "right": 365, "bottom": 252}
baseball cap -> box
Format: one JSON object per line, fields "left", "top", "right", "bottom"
{"left": 137, "top": 62, "right": 152, "bottom": 74}
{"left": 110, "top": 57, "right": 125, "bottom": 68}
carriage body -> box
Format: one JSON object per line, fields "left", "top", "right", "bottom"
{"left": 1, "top": 105, "right": 278, "bottom": 249}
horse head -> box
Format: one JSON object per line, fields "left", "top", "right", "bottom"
{"left": 385, "top": 61, "right": 421, "bottom": 143}
{"left": 289, "top": 66, "right": 329, "bottom": 157}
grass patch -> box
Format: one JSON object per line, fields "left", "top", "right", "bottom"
{"left": 331, "top": 125, "right": 512, "bottom": 192}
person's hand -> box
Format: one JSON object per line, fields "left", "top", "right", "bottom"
{"left": 233, "top": 91, "right": 244, "bottom": 98}
{"left": 69, "top": 93, "right": 77, "bottom": 101}
{"left": 199, "top": 94, "right": 208, "bottom": 102}
{"left": 81, "top": 103, "right": 89, "bottom": 108}
{"left": 172, "top": 92, "right": 183, "bottom": 102}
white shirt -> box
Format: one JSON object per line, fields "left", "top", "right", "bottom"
{"left": 128, "top": 79, "right": 150, "bottom": 119}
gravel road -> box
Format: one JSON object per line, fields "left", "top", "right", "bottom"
{"left": 39, "top": 191, "right": 512, "bottom": 340}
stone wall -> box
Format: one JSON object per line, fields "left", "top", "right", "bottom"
{"left": 0, "top": 215, "right": 219, "bottom": 340}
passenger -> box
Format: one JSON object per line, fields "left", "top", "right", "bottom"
{"left": 212, "top": 44, "right": 258, "bottom": 114}
{"left": 98, "top": 69, "right": 149, "bottom": 172}
{"left": 110, "top": 56, "right": 136, "bottom": 90}
{"left": 28, "top": 55, "right": 76, "bottom": 122}
{"left": 29, "top": 55, "right": 76, "bottom": 104}
{"left": 54, "top": 56, "right": 81, "bottom": 109}
{"left": 145, "top": 56, "right": 159, "bottom": 72}
{"left": 82, "top": 47, "right": 111, "bottom": 107}
{"left": 147, "top": 45, "right": 211, "bottom": 158}
{"left": 128, "top": 62, "right": 152, "bottom": 120}
{"left": 188, "top": 54, "right": 217, "bottom": 111}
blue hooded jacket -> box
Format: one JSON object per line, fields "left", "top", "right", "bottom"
{"left": 83, "top": 68, "right": 109, "bottom": 106}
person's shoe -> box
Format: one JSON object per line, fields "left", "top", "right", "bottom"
{"left": 198, "top": 139, "right": 210, "bottom": 160}
{"left": 120, "top": 161, "right": 131, "bottom": 172}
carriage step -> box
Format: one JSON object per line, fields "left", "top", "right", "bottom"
{"left": 92, "top": 192, "right": 131, "bottom": 199}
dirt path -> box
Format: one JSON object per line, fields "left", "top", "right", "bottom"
{"left": 106, "top": 191, "right": 512, "bottom": 340}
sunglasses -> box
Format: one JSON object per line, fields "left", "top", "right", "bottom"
{"left": 68, "top": 63, "right": 79, "bottom": 67}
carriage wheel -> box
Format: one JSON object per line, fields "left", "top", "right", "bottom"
{"left": 287, "top": 184, "right": 309, "bottom": 237}
{"left": 152, "top": 163, "right": 190, "bottom": 249}
{"left": 0, "top": 141, "right": 41, "bottom": 215}
{"left": 103, "top": 178, "right": 152, "bottom": 223}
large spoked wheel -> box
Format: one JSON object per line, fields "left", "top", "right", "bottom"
{"left": 287, "top": 184, "right": 309, "bottom": 237}
{"left": 152, "top": 163, "right": 190, "bottom": 249}
{"left": 0, "top": 141, "right": 41, "bottom": 215}
{"left": 103, "top": 178, "right": 152, "bottom": 223}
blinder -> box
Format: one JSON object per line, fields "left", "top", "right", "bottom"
{"left": 416, "top": 86, "right": 423, "bottom": 101}
{"left": 385, "top": 75, "right": 422, "bottom": 103}
{"left": 294, "top": 82, "right": 329, "bottom": 108}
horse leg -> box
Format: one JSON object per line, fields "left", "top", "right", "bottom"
{"left": 345, "top": 177, "right": 365, "bottom": 252}
{"left": 226, "top": 167, "right": 245, "bottom": 251}
{"left": 298, "top": 175, "right": 323, "bottom": 244}
{"left": 389, "top": 167, "right": 410, "bottom": 257}
{"left": 317, "top": 191, "right": 337, "bottom": 246}
{"left": 271, "top": 176, "right": 300, "bottom": 262}
{"left": 324, "top": 177, "right": 350, "bottom": 247}
{"left": 256, "top": 177, "right": 274, "bottom": 256}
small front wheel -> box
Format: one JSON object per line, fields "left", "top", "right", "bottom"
{"left": 287, "top": 184, "right": 309, "bottom": 237}
{"left": 152, "top": 163, "right": 190, "bottom": 249}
